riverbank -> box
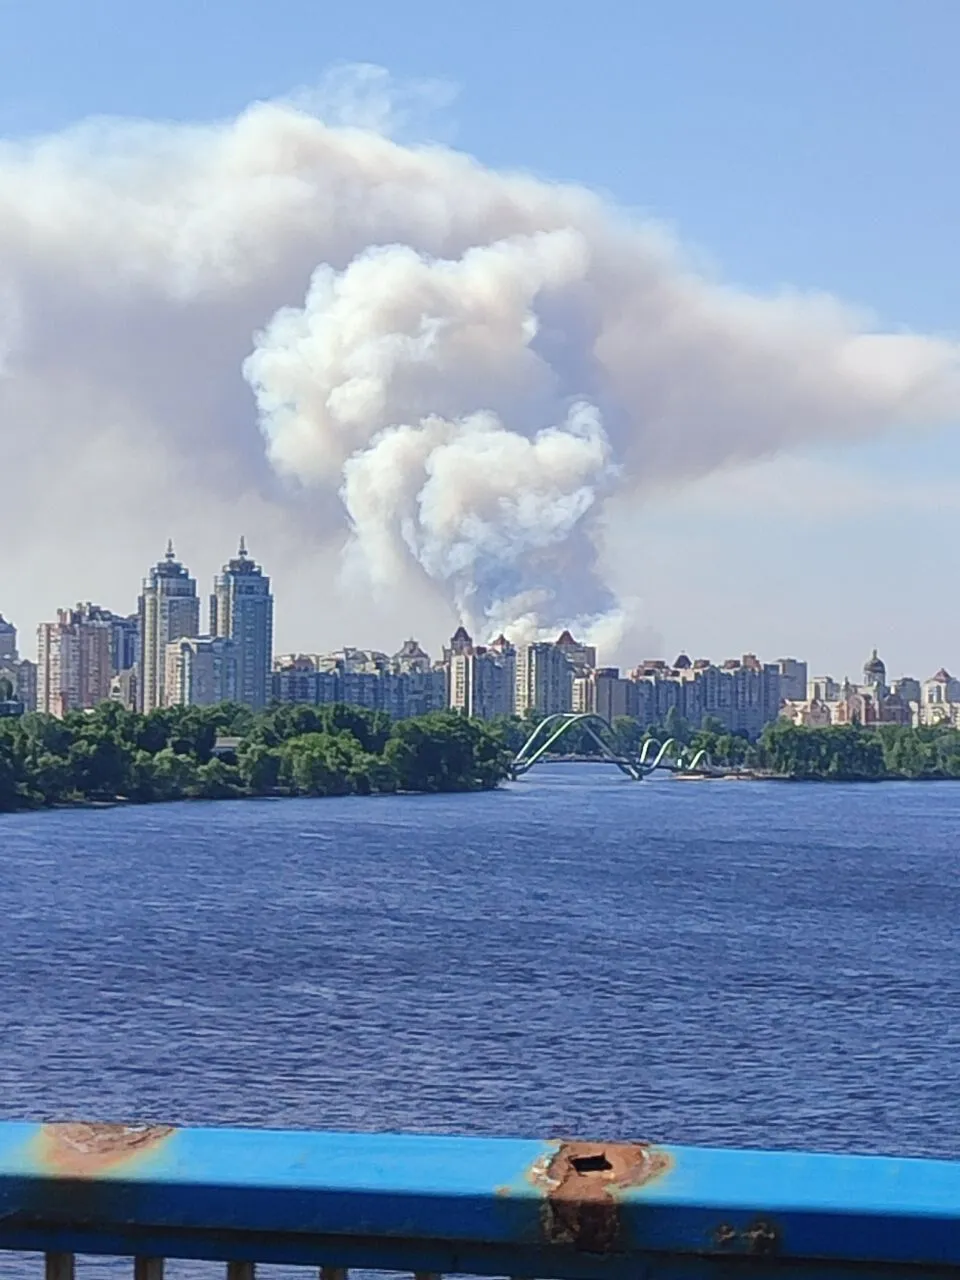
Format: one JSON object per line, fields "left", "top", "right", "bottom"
{"left": 0, "top": 703, "right": 512, "bottom": 813}
{"left": 668, "top": 720, "right": 960, "bottom": 782}
{"left": 7, "top": 706, "right": 960, "bottom": 812}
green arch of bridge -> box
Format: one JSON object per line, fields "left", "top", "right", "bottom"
{"left": 512, "top": 718, "right": 715, "bottom": 781}
{"left": 513, "top": 713, "right": 643, "bottom": 780}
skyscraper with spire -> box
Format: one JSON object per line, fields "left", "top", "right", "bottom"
{"left": 210, "top": 537, "right": 273, "bottom": 709}
{"left": 138, "top": 541, "right": 200, "bottom": 712}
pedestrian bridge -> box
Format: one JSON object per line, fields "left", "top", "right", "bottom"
{"left": 5, "top": 1120, "right": 959, "bottom": 1279}
{"left": 511, "top": 713, "right": 717, "bottom": 781}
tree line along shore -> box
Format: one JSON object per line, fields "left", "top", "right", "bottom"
{"left": 4, "top": 703, "right": 960, "bottom": 812}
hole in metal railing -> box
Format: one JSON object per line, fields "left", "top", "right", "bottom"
{"left": 569, "top": 1152, "right": 612, "bottom": 1174}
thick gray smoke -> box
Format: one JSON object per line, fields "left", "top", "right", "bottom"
{"left": 2, "top": 80, "right": 959, "bottom": 650}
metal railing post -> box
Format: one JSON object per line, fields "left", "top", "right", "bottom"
{"left": 134, "top": 1258, "right": 164, "bottom": 1280}
{"left": 45, "top": 1255, "right": 74, "bottom": 1280}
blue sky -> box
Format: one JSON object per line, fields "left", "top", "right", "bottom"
{"left": 2, "top": 0, "right": 958, "bottom": 674}
{"left": 3, "top": 0, "right": 957, "bottom": 328}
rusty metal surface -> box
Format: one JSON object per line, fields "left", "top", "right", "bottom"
{"left": 0, "top": 1121, "right": 959, "bottom": 1275}
{"left": 713, "top": 1219, "right": 780, "bottom": 1256}
{"left": 36, "top": 1124, "right": 176, "bottom": 1176}
{"left": 530, "top": 1140, "right": 672, "bottom": 1253}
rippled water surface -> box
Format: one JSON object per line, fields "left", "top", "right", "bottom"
{"left": 3, "top": 767, "right": 960, "bottom": 1160}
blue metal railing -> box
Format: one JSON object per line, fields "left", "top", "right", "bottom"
{"left": 0, "top": 1122, "right": 957, "bottom": 1278}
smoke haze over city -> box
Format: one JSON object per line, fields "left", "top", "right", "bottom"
{"left": 2, "top": 51, "right": 959, "bottom": 669}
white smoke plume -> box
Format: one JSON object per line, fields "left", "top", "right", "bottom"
{"left": 1, "top": 73, "right": 958, "bottom": 653}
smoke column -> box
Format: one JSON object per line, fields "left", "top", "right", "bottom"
{"left": 1, "top": 77, "right": 958, "bottom": 648}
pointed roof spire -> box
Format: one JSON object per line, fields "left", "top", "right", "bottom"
{"left": 238, "top": 534, "right": 248, "bottom": 559}
{"left": 165, "top": 538, "right": 175, "bottom": 563}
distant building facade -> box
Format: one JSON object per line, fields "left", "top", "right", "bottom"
{"left": 165, "top": 636, "right": 238, "bottom": 708}
{"left": 271, "top": 641, "right": 447, "bottom": 717}
{"left": 573, "top": 667, "right": 631, "bottom": 721}
{"left": 109, "top": 667, "right": 139, "bottom": 712}
{"left": 210, "top": 538, "right": 273, "bottom": 709}
{"left": 110, "top": 613, "right": 140, "bottom": 676}
{"left": 919, "top": 668, "right": 960, "bottom": 726}
{"left": 0, "top": 615, "right": 17, "bottom": 665}
{"left": 0, "top": 617, "right": 23, "bottom": 717}
{"left": 0, "top": 616, "right": 36, "bottom": 712}
{"left": 808, "top": 675, "right": 841, "bottom": 702}
{"left": 626, "top": 653, "right": 782, "bottom": 738}
{"left": 776, "top": 658, "right": 808, "bottom": 702}
{"left": 37, "top": 604, "right": 114, "bottom": 716}
{"left": 781, "top": 697, "right": 833, "bottom": 728}
{"left": 784, "top": 650, "right": 912, "bottom": 728}
{"left": 448, "top": 631, "right": 516, "bottom": 720}
{"left": 139, "top": 543, "right": 201, "bottom": 712}
{"left": 555, "top": 629, "right": 596, "bottom": 675}
{"left": 516, "top": 641, "right": 574, "bottom": 717}
{"left": 12, "top": 659, "right": 37, "bottom": 713}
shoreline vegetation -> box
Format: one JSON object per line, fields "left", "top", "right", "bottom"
{"left": 5, "top": 704, "right": 960, "bottom": 813}
{"left": 0, "top": 703, "right": 510, "bottom": 813}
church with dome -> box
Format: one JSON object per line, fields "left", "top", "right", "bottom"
{"left": 828, "top": 650, "right": 912, "bottom": 726}
{"left": 783, "top": 648, "right": 913, "bottom": 727}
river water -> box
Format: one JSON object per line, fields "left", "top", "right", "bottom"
{"left": 3, "top": 766, "right": 960, "bottom": 1161}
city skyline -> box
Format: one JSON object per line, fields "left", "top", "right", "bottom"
{"left": 9, "top": 548, "right": 960, "bottom": 736}
{"left": 3, "top": 539, "right": 959, "bottom": 684}
{"left": 3, "top": 532, "right": 959, "bottom": 691}
{"left": 3, "top": 567, "right": 955, "bottom": 686}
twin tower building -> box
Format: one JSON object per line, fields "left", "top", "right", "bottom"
{"left": 140, "top": 539, "right": 273, "bottom": 712}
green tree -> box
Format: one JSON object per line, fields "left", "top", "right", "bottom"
{"left": 612, "top": 716, "right": 645, "bottom": 757}
{"left": 318, "top": 705, "right": 392, "bottom": 755}
{"left": 386, "top": 713, "right": 509, "bottom": 792}
{"left": 486, "top": 715, "right": 530, "bottom": 754}
{"left": 282, "top": 732, "right": 357, "bottom": 797}
{"left": 192, "top": 757, "right": 243, "bottom": 800}
{"left": 148, "top": 748, "right": 200, "bottom": 801}
{"left": 663, "top": 706, "right": 692, "bottom": 745}
{"left": 237, "top": 742, "right": 283, "bottom": 794}
{"left": 32, "top": 752, "right": 74, "bottom": 805}
{"left": 0, "top": 724, "right": 26, "bottom": 811}
{"left": 66, "top": 734, "right": 133, "bottom": 799}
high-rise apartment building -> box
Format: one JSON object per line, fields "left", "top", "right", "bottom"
{"left": 0, "top": 616, "right": 35, "bottom": 712}
{"left": 449, "top": 633, "right": 516, "bottom": 720}
{"left": 36, "top": 605, "right": 113, "bottom": 717}
{"left": 0, "top": 615, "right": 17, "bottom": 665}
{"left": 271, "top": 644, "right": 447, "bottom": 717}
{"left": 110, "top": 613, "right": 140, "bottom": 676}
{"left": 165, "top": 636, "right": 238, "bottom": 707}
{"left": 210, "top": 538, "right": 273, "bottom": 709}
{"left": 776, "top": 658, "right": 808, "bottom": 702}
{"left": 13, "top": 660, "right": 37, "bottom": 712}
{"left": 555, "top": 629, "right": 597, "bottom": 675}
{"left": 628, "top": 654, "right": 782, "bottom": 738}
{"left": 573, "top": 667, "right": 631, "bottom": 721}
{"left": 139, "top": 542, "right": 201, "bottom": 712}
{"left": 808, "top": 675, "right": 841, "bottom": 702}
{"left": 515, "top": 642, "right": 574, "bottom": 717}
{"left": 109, "top": 667, "right": 138, "bottom": 712}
